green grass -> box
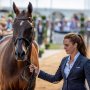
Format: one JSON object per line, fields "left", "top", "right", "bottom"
{"left": 48, "top": 43, "right": 63, "bottom": 49}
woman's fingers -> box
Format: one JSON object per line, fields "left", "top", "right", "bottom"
{"left": 29, "top": 64, "right": 34, "bottom": 72}
{"left": 29, "top": 64, "right": 39, "bottom": 75}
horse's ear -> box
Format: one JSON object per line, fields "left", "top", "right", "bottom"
{"left": 13, "top": 2, "right": 20, "bottom": 16}
{"left": 27, "top": 2, "right": 33, "bottom": 16}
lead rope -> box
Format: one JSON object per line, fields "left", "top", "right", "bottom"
{"left": 21, "top": 61, "right": 36, "bottom": 90}
{"left": 27, "top": 69, "right": 36, "bottom": 90}
{"left": 27, "top": 43, "right": 37, "bottom": 90}
{"left": 20, "top": 42, "right": 36, "bottom": 90}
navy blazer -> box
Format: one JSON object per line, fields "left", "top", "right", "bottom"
{"left": 38, "top": 54, "right": 90, "bottom": 90}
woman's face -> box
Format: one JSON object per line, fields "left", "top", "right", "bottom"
{"left": 63, "top": 38, "right": 77, "bottom": 54}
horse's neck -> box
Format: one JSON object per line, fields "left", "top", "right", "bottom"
{"left": 0, "top": 37, "right": 13, "bottom": 58}
{"left": 0, "top": 37, "right": 12, "bottom": 50}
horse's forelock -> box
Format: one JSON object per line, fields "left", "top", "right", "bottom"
{"left": 21, "top": 10, "right": 26, "bottom": 15}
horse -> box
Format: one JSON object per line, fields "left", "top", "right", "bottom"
{"left": 0, "top": 2, "right": 39, "bottom": 90}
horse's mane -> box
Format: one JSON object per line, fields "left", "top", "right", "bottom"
{"left": 0, "top": 35, "right": 12, "bottom": 44}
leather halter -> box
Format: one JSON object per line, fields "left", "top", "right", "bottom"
{"left": 15, "top": 17, "right": 33, "bottom": 22}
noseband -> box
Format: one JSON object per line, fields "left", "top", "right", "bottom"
{"left": 15, "top": 37, "right": 30, "bottom": 45}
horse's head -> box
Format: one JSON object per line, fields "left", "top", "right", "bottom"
{"left": 13, "top": 2, "right": 34, "bottom": 61}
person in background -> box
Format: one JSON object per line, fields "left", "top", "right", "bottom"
{"left": 29, "top": 33, "right": 90, "bottom": 90}
{"left": 37, "top": 20, "right": 43, "bottom": 45}
{"left": 0, "top": 16, "right": 7, "bottom": 39}
{"left": 0, "top": 24, "right": 3, "bottom": 39}
{"left": 5, "top": 17, "right": 13, "bottom": 31}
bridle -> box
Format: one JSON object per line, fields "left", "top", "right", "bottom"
{"left": 15, "top": 16, "right": 33, "bottom": 20}
{"left": 13, "top": 17, "right": 36, "bottom": 89}
{"left": 13, "top": 17, "right": 33, "bottom": 61}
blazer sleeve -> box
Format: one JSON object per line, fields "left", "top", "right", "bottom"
{"left": 84, "top": 59, "right": 90, "bottom": 88}
{"left": 38, "top": 61, "right": 63, "bottom": 83}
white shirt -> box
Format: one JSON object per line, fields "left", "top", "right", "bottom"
{"left": 64, "top": 52, "right": 80, "bottom": 78}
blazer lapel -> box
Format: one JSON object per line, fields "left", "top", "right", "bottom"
{"left": 67, "top": 54, "right": 82, "bottom": 78}
{"left": 62, "top": 57, "right": 68, "bottom": 79}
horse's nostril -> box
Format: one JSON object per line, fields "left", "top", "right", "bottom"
{"left": 20, "top": 51, "right": 25, "bottom": 58}
{"left": 15, "top": 51, "right": 19, "bottom": 56}
{"left": 15, "top": 50, "right": 25, "bottom": 60}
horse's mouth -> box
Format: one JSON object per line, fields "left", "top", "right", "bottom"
{"left": 17, "top": 59, "right": 23, "bottom": 61}
{"left": 15, "top": 55, "right": 28, "bottom": 61}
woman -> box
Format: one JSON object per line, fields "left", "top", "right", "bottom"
{"left": 30, "top": 33, "right": 90, "bottom": 90}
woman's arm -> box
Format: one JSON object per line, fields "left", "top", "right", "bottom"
{"left": 38, "top": 63, "right": 63, "bottom": 83}
{"left": 29, "top": 57, "right": 66, "bottom": 83}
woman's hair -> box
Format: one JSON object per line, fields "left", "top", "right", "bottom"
{"left": 64, "top": 33, "right": 87, "bottom": 57}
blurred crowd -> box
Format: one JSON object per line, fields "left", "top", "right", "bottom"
{"left": 34, "top": 15, "right": 90, "bottom": 46}
{"left": 0, "top": 15, "right": 13, "bottom": 39}
{"left": 0, "top": 14, "right": 90, "bottom": 46}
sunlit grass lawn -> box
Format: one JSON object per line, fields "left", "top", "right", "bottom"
{"left": 48, "top": 43, "right": 63, "bottom": 49}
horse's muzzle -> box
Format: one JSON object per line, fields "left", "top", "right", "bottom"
{"left": 15, "top": 50, "right": 25, "bottom": 61}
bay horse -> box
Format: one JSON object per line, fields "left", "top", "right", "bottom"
{"left": 0, "top": 2, "right": 39, "bottom": 90}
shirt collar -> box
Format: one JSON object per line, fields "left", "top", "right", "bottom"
{"left": 67, "top": 52, "right": 80, "bottom": 63}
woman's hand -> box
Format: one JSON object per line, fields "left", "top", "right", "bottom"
{"left": 29, "top": 64, "right": 39, "bottom": 76}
